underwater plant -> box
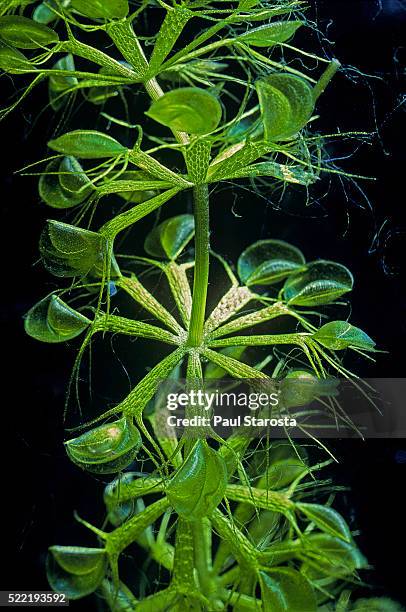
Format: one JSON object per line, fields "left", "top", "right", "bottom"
{"left": 2, "top": 0, "right": 403, "bottom": 610}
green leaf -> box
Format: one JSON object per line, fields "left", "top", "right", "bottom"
{"left": 302, "top": 534, "right": 367, "bottom": 579}
{"left": 24, "top": 295, "right": 91, "bottom": 343}
{"left": 280, "top": 370, "right": 339, "bottom": 408}
{"left": 255, "top": 74, "right": 314, "bottom": 141}
{"left": 47, "top": 546, "right": 106, "bottom": 599}
{"left": 33, "top": 1, "right": 58, "bottom": 25}
{"left": 49, "top": 54, "right": 77, "bottom": 91}
{"left": 99, "top": 579, "right": 138, "bottom": 611}
{"left": 144, "top": 214, "right": 195, "bottom": 260}
{"left": 240, "top": 20, "right": 303, "bottom": 47}
{"left": 166, "top": 440, "right": 227, "bottom": 520}
{"left": 66, "top": 417, "right": 142, "bottom": 473}
{"left": 312, "top": 321, "right": 376, "bottom": 351}
{"left": 39, "top": 159, "right": 90, "bottom": 209}
{"left": 259, "top": 459, "right": 307, "bottom": 490}
{"left": 104, "top": 472, "right": 140, "bottom": 526}
{"left": 71, "top": 0, "right": 129, "bottom": 20}
{"left": 39, "top": 220, "right": 119, "bottom": 278}
{"left": 59, "top": 155, "right": 92, "bottom": 194}
{"left": 0, "top": 16, "right": 59, "bottom": 49}
{"left": 86, "top": 85, "right": 118, "bottom": 105}
{"left": 48, "top": 130, "right": 126, "bottom": 159}
{"left": 238, "top": 239, "right": 305, "bottom": 286}
{"left": 248, "top": 441, "right": 307, "bottom": 489}
{"left": 146, "top": 87, "right": 222, "bottom": 135}
{"left": 0, "top": 46, "right": 33, "bottom": 73}
{"left": 59, "top": 156, "right": 91, "bottom": 193}
{"left": 50, "top": 547, "right": 106, "bottom": 575}
{"left": 49, "top": 54, "right": 77, "bottom": 110}
{"left": 260, "top": 567, "right": 317, "bottom": 612}
{"left": 283, "top": 260, "right": 354, "bottom": 306}
{"left": 297, "top": 502, "right": 353, "bottom": 542}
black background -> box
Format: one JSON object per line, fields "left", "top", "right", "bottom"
{"left": 1, "top": 0, "right": 406, "bottom": 608}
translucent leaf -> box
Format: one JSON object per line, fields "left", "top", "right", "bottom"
{"left": 48, "top": 54, "right": 77, "bottom": 110}
{"left": 302, "top": 534, "right": 367, "bottom": 579}
{"left": 297, "top": 502, "right": 352, "bottom": 542}
{"left": 260, "top": 459, "right": 307, "bottom": 490}
{"left": 313, "top": 321, "right": 376, "bottom": 351}
{"left": 50, "top": 547, "right": 106, "bottom": 575}
{"left": 283, "top": 260, "right": 354, "bottom": 306}
{"left": 238, "top": 239, "right": 305, "bottom": 286}
{"left": 260, "top": 567, "right": 317, "bottom": 612}
{"left": 255, "top": 74, "right": 314, "bottom": 141}
{"left": 265, "top": 440, "right": 308, "bottom": 465}
{"left": 71, "top": 0, "right": 129, "bottom": 20}
{"left": 240, "top": 20, "right": 303, "bottom": 47}
{"left": 24, "top": 295, "right": 90, "bottom": 343}
{"left": 280, "top": 370, "right": 339, "bottom": 408}
{"left": 144, "top": 214, "right": 195, "bottom": 260}
{"left": 47, "top": 546, "right": 106, "bottom": 599}
{"left": 39, "top": 160, "right": 90, "bottom": 209}
{"left": 248, "top": 441, "right": 307, "bottom": 489}
{"left": 248, "top": 510, "right": 280, "bottom": 547}
{"left": 99, "top": 579, "right": 138, "bottom": 611}
{"left": 65, "top": 417, "right": 142, "bottom": 474}
{"left": 39, "top": 220, "right": 119, "bottom": 278}
{"left": 59, "top": 156, "right": 91, "bottom": 194}
{"left": 48, "top": 130, "right": 126, "bottom": 159}
{"left": 49, "top": 54, "right": 77, "bottom": 92}
{"left": 146, "top": 87, "right": 222, "bottom": 135}
{"left": 104, "top": 472, "right": 138, "bottom": 526}
{"left": 0, "top": 46, "right": 33, "bottom": 73}
{"left": 166, "top": 440, "right": 227, "bottom": 520}
{"left": 0, "top": 16, "right": 59, "bottom": 49}
{"left": 86, "top": 85, "right": 118, "bottom": 105}
{"left": 33, "top": 2, "right": 58, "bottom": 25}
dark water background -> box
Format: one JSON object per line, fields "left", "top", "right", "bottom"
{"left": 1, "top": 0, "right": 405, "bottom": 608}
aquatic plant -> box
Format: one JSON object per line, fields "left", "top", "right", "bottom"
{"left": 2, "top": 0, "right": 399, "bottom": 609}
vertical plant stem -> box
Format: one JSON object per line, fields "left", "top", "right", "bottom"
{"left": 193, "top": 518, "right": 214, "bottom": 592}
{"left": 187, "top": 183, "right": 210, "bottom": 347}
{"left": 171, "top": 518, "right": 195, "bottom": 587}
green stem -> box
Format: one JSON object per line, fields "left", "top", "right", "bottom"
{"left": 187, "top": 183, "right": 210, "bottom": 347}
{"left": 313, "top": 59, "right": 341, "bottom": 101}
{"left": 193, "top": 519, "right": 213, "bottom": 591}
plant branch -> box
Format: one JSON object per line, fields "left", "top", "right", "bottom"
{"left": 187, "top": 184, "right": 210, "bottom": 347}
